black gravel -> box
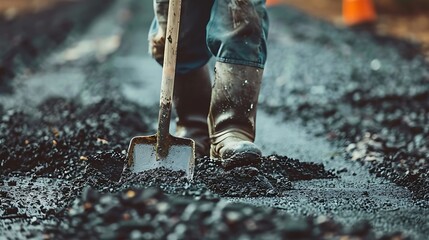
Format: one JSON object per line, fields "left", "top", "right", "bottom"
{"left": 0, "top": 96, "right": 336, "bottom": 238}
{"left": 2, "top": 1, "right": 428, "bottom": 239}
{"left": 0, "top": 94, "right": 335, "bottom": 193}
{"left": 47, "top": 187, "right": 405, "bottom": 240}
{"left": 0, "top": 0, "right": 113, "bottom": 92}
{"left": 0, "top": 97, "right": 148, "bottom": 177}
{"left": 264, "top": 5, "right": 429, "bottom": 200}
{"left": 115, "top": 155, "right": 335, "bottom": 198}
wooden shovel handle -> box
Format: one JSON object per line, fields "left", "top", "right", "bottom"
{"left": 157, "top": 0, "right": 182, "bottom": 157}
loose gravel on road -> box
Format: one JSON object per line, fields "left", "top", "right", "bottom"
{"left": 1, "top": 1, "right": 429, "bottom": 239}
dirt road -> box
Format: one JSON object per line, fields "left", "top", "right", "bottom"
{"left": 1, "top": 0, "right": 428, "bottom": 239}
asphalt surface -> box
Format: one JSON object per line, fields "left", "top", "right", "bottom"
{"left": 1, "top": 0, "right": 429, "bottom": 239}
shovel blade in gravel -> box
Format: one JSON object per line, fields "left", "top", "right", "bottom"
{"left": 127, "top": 134, "right": 195, "bottom": 179}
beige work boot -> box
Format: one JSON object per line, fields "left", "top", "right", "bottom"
{"left": 174, "top": 65, "right": 212, "bottom": 157}
{"left": 208, "top": 62, "right": 263, "bottom": 169}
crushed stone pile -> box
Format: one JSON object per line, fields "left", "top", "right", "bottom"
{"left": 1, "top": 96, "right": 339, "bottom": 240}
{"left": 47, "top": 187, "right": 404, "bottom": 240}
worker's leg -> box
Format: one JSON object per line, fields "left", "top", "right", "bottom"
{"left": 206, "top": 0, "right": 269, "bottom": 166}
{"left": 148, "top": 0, "right": 214, "bottom": 74}
{"left": 148, "top": 0, "right": 214, "bottom": 156}
{"left": 173, "top": 64, "right": 212, "bottom": 157}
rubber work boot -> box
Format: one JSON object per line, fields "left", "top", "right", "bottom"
{"left": 208, "top": 62, "right": 263, "bottom": 169}
{"left": 174, "top": 65, "right": 212, "bottom": 157}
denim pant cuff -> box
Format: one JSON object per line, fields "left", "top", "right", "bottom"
{"left": 216, "top": 57, "right": 265, "bottom": 69}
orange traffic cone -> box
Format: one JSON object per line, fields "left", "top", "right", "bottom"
{"left": 266, "top": 0, "right": 281, "bottom": 7}
{"left": 342, "top": 0, "right": 377, "bottom": 26}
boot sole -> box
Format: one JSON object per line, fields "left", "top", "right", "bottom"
{"left": 220, "top": 152, "right": 262, "bottom": 170}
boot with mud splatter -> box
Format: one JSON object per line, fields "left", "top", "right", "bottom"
{"left": 174, "top": 65, "right": 212, "bottom": 157}
{"left": 209, "top": 62, "right": 263, "bottom": 169}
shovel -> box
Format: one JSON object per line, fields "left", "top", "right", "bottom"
{"left": 127, "top": 0, "right": 195, "bottom": 179}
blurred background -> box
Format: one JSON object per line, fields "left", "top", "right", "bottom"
{"left": 1, "top": 0, "right": 429, "bottom": 55}
{"left": 281, "top": 0, "right": 429, "bottom": 56}
{"left": 0, "top": 0, "right": 58, "bottom": 18}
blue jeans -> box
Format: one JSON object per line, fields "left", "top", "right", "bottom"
{"left": 149, "top": 0, "right": 269, "bottom": 74}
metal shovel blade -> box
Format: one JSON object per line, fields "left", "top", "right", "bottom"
{"left": 127, "top": 0, "right": 194, "bottom": 179}
{"left": 127, "top": 134, "right": 195, "bottom": 179}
